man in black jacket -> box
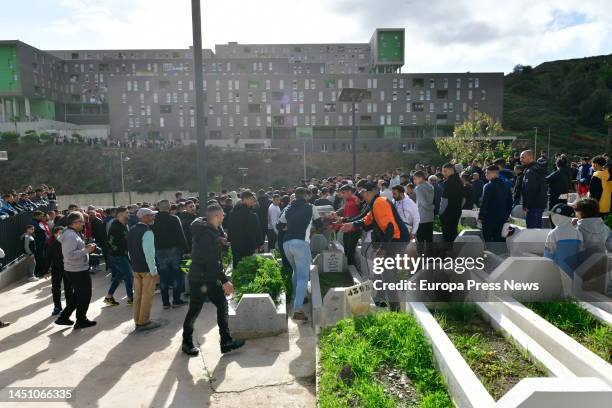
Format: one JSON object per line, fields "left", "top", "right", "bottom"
{"left": 181, "top": 204, "right": 245, "bottom": 356}
{"left": 546, "top": 159, "right": 572, "bottom": 209}
{"left": 520, "top": 150, "right": 547, "bottom": 228}
{"left": 151, "top": 200, "right": 188, "bottom": 309}
{"left": 256, "top": 190, "right": 271, "bottom": 241}
{"left": 226, "top": 191, "right": 264, "bottom": 268}
{"left": 180, "top": 200, "right": 198, "bottom": 251}
{"left": 440, "top": 163, "right": 464, "bottom": 242}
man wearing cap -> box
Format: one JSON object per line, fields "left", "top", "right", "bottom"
{"left": 127, "top": 208, "right": 160, "bottom": 331}
{"left": 478, "top": 165, "right": 513, "bottom": 243}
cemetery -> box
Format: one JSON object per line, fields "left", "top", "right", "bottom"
{"left": 306, "top": 209, "right": 612, "bottom": 407}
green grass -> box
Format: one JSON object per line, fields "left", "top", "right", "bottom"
{"left": 434, "top": 303, "right": 546, "bottom": 400}
{"left": 319, "top": 312, "right": 452, "bottom": 408}
{"left": 526, "top": 301, "right": 612, "bottom": 363}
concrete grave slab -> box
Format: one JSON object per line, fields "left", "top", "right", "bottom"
{"left": 228, "top": 293, "right": 287, "bottom": 339}
{"left": 506, "top": 228, "right": 551, "bottom": 257}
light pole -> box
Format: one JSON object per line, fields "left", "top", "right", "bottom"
{"left": 238, "top": 167, "right": 248, "bottom": 187}
{"left": 120, "top": 151, "right": 131, "bottom": 203}
{"left": 191, "top": 0, "right": 208, "bottom": 215}
{"left": 533, "top": 126, "right": 538, "bottom": 156}
{"left": 547, "top": 127, "right": 551, "bottom": 158}
{"left": 338, "top": 88, "right": 370, "bottom": 177}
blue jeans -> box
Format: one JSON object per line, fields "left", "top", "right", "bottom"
{"left": 107, "top": 255, "right": 133, "bottom": 299}
{"left": 525, "top": 208, "right": 543, "bottom": 229}
{"left": 156, "top": 248, "right": 183, "bottom": 306}
{"left": 283, "top": 239, "right": 311, "bottom": 311}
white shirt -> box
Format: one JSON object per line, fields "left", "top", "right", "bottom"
{"left": 268, "top": 203, "right": 281, "bottom": 232}
{"left": 389, "top": 176, "right": 401, "bottom": 187}
{"left": 393, "top": 196, "right": 420, "bottom": 235}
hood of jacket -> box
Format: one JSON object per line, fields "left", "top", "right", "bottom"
{"left": 577, "top": 217, "right": 608, "bottom": 235}
{"left": 526, "top": 161, "right": 547, "bottom": 178}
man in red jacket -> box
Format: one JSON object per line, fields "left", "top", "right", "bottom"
{"left": 336, "top": 184, "right": 361, "bottom": 265}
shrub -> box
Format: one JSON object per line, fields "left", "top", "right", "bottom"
{"left": 0, "top": 131, "right": 20, "bottom": 143}
{"left": 232, "top": 255, "right": 285, "bottom": 304}
{"left": 22, "top": 132, "right": 40, "bottom": 143}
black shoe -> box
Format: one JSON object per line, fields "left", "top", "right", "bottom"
{"left": 104, "top": 297, "right": 120, "bottom": 306}
{"left": 74, "top": 319, "right": 97, "bottom": 329}
{"left": 182, "top": 342, "right": 200, "bottom": 356}
{"left": 172, "top": 300, "right": 188, "bottom": 308}
{"left": 221, "top": 339, "right": 245, "bottom": 354}
{"left": 55, "top": 317, "right": 74, "bottom": 326}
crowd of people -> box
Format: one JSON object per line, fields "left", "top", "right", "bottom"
{"left": 0, "top": 184, "right": 57, "bottom": 219}
{"left": 1, "top": 148, "right": 611, "bottom": 352}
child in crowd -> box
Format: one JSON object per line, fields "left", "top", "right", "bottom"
{"left": 573, "top": 197, "right": 612, "bottom": 253}
{"left": 544, "top": 203, "right": 582, "bottom": 278}
{"left": 21, "top": 225, "right": 38, "bottom": 282}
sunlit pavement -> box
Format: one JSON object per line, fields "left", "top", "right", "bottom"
{"left": 0, "top": 270, "right": 316, "bottom": 407}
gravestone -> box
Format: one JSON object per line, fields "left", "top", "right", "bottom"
{"left": 321, "top": 287, "right": 350, "bottom": 327}
{"left": 228, "top": 293, "right": 288, "bottom": 339}
{"left": 313, "top": 250, "right": 347, "bottom": 273}
{"left": 506, "top": 228, "right": 551, "bottom": 257}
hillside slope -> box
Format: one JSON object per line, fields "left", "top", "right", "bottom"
{"left": 503, "top": 54, "right": 612, "bottom": 153}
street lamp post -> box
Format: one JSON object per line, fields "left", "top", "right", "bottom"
{"left": 191, "top": 0, "right": 208, "bottom": 216}
{"left": 238, "top": 167, "right": 248, "bottom": 187}
{"left": 338, "top": 88, "right": 370, "bottom": 177}
{"left": 533, "top": 126, "right": 538, "bottom": 156}
{"left": 119, "top": 151, "right": 131, "bottom": 203}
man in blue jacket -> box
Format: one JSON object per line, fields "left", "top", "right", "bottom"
{"left": 478, "top": 165, "right": 513, "bottom": 243}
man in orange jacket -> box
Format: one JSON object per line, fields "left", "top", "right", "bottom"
{"left": 341, "top": 182, "right": 409, "bottom": 311}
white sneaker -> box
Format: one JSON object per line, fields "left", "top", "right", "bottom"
{"left": 28, "top": 276, "right": 39, "bottom": 282}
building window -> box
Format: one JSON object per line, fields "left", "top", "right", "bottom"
{"left": 160, "top": 117, "right": 165, "bottom": 127}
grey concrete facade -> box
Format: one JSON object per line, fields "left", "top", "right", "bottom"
{"left": 1, "top": 29, "right": 504, "bottom": 152}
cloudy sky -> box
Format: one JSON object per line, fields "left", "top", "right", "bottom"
{"left": 1, "top": 0, "right": 610, "bottom": 73}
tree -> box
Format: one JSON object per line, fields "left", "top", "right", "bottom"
{"left": 434, "top": 111, "right": 512, "bottom": 164}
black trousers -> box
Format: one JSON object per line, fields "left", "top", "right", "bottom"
{"left": 267, "top": 229, "right": 277, "bottom": 251}
{"left": 342, "top": 230, "right": 360, "bottom": 266}
{"left": 182, "top": 279, "right": 231, "bottom": 345}
{"left": 34, "top": 248, "right": 46, "bottom": 277}
{"left": 440, "top": 211, "right": 461, "bottom": 243}
{"left": 51, "top": 268, "right": 73, "bottom": 309}
{"left": 59, "top": 270, "right": 92, "bottom": 322}
{"left": 416, "top": 222, "right": 434, "bottom": 255}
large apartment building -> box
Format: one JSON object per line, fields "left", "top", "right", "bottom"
{"left": 0, "top": 29, "right": 504, "bottom": 152}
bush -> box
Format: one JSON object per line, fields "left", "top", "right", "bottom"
{"left": 0, "top": 131, "right": 20, "bottom": 143}
{"left": 232, "top": 255, "right": 285, "bottom": 304}
{"left": 22, "top": 132, "right": 40, "bottom": 143}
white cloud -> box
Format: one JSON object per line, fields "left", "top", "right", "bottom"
{"left": 7, "top": 0, "right": 610, "bottom": 73}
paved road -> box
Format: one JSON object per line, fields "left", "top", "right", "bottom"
{"left": 0, "top": 270, "right": 316, "bottom": 407}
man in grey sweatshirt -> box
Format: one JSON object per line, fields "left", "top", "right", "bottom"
{"left": 413, "top": 171, "right": 435, "bottom": 252}
{"left": 55, "top": 211, "right": 98, "bottom": 329}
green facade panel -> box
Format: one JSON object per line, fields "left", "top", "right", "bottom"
{"left": 377, "top": 31, "right": 404, "bottom": 63}
{"left": 0, "top": 44, "right": 20, "bottom": 93}
{"left": 296, "top": 127, "right": 313, "bottom": 139}
{"left": 31, "top": 99, "right": 56, "bottom": 120}
{"left": 384, "top": 125, "right": 401, "bottom": 138}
